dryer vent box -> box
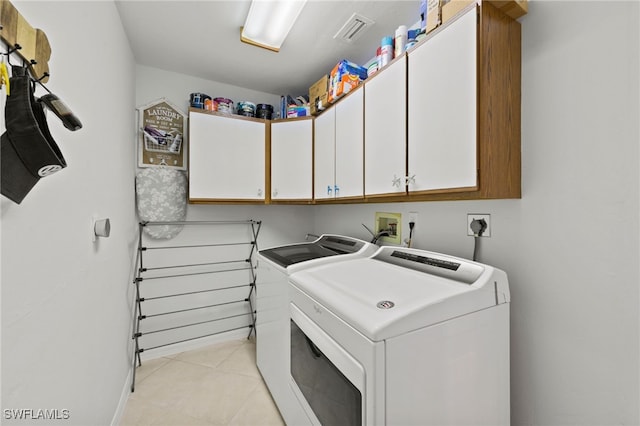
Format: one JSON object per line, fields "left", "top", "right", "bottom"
{"left": 375, "top": 212, "right": 402, "bottom": 245}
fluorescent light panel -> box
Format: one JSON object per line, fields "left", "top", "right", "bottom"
{"left": 241, "top": 0, "right": 307, "bottom": 52}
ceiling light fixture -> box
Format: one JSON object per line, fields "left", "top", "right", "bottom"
{"left": 240, "top": 0, "right": 307, "bottom": 53}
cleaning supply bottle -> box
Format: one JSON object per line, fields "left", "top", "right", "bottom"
{"left": 394, "top": 25, "right": 407, "bottom": 58}
{"left": 380, "top": 36, "right": 393, "bottom": 68}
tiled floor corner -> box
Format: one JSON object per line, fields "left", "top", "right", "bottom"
{"left": 120, "top": 339, "right": 284, "bottom": 426}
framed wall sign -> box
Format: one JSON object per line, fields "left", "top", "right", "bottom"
{"left": 138, "top": 98, "right": 187, "bottom": 170}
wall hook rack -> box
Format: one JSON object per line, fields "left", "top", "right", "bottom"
{"left": 3, "top": 42, "right": 20, "bottom": 56}
{"left": 0, "top": 1, "right": 81, "bottom": 131}
{"left": 0, "top": 0, "right": 51, "bottom": 82}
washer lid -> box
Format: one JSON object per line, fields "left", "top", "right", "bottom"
{"left": 259, "top": 234, "right": 375, "bottom": 270}
{"left": 289, "top": 247, "right": 509, "bottom": 341}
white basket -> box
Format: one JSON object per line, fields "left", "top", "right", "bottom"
{"left": 143, "top": 129, "right": 182, "bottom": 153}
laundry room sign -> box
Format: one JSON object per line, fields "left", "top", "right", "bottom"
{"left": 138, "top": 98, "right": 187, "bottom": 170}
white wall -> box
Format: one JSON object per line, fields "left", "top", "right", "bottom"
{"left": 0, "top": 1, "right": 137, "bottom": 425}
{"left": 313, "top": 1, "right": 640, "bottom": 425}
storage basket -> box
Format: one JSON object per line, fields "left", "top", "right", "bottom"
{"left": 143, "top": 126, "right": 182, "bottom": 153}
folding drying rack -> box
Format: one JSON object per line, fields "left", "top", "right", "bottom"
{"left": 130, "top": 219, "right": 262, "bottom": 392}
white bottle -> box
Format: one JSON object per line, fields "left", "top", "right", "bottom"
{"left": 394, "top": 25, "right": 408, "bottom": 58}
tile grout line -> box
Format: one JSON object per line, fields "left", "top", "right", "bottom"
{"left": 121, "top": 339, "right": 282, "bottom": 426}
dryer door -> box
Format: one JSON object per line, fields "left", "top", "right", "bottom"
{"left": 289, "top": 304, "right": 364, "bottom": 426}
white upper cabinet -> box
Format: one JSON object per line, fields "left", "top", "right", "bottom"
{"left": 364, "top": 57, "right": 407, "bottom": 196}
{"left": 188, "top": 111, "right": 266, "bottom": 201}
{"left": 407, "top": 7, "right": 478, "bottom": 193}
{"left": 270, "top": 118, "right": 313, "bottom": 201}
{"left": 334, "top": 89, "right": 364, "bottom": 199}
{"left": 314, "top": 89, "right": 364, "bottom": 200}
{"left": 313, "top": 107, "right": 336, "bottom": 200}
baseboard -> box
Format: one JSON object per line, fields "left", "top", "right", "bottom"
{"left": 110, "top": 368, "right": 132, "bottom": 426}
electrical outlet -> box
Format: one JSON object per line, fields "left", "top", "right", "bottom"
{"left": 467, "top": 213, "right": 491, "bottom": 237}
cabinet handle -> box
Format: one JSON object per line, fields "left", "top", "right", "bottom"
{"left": 327, "top": 185, "right": 333, "bottom": 196}
{"left": 258, "top": 188, "right": 263, "bottom": 197}
{"left": 392, "top": 175, "right": 403, "bottom": 188}
{"left": 272, "top": 189, "right": 278, "bottom": 197}
{"left": 405, "top": 175, "right": 416, "bottom": 186}
{"left": 334, "top": 185, "right": 340, "bottom": 197}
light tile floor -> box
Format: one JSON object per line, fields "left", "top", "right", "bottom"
{"left": 120, "top": 338, "right": 285, "bottom": 426}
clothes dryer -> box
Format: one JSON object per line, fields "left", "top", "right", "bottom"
{"left": 256, "top": 235, "right": 377, "bottom": 424}
{"left": 288, "top": 246, "right": 510, "bottom": 425}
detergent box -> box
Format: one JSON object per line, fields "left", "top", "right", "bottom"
{"left": 328, "top": 60, "right": 368, "bottom": 104}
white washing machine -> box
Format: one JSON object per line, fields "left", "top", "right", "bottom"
{"left": 256, "top": 235, "right": 377, "bottom": 424}
{"left": 288, "top": 246, "right": 511, "bottom": 425}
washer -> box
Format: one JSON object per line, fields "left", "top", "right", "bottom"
{"left": 288, "top": 246, "right": 511, "bottom": 425}
{"left": 256, "top": 235, "right": 377, "bottom": 424}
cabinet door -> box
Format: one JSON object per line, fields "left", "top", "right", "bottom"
{"left": 271, "top": 119, "right": 313, "bottom": 200}
{"left": 335, "top": 89, "right": 364, "bottom": 199}
{"left": 364, "top": 57, "right": 407, "bottom": 196}
{"left": 314, "top": 108, "right": 336, "bottom": 200}
{"left": 189, "top": 112, "right": 266, "bottom": 200}
{"left": 408, "top": 7, "right": 477, "bottom": 192}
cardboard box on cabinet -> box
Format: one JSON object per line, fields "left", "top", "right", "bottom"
{"left": 309, "top": 74, "right": 329, "bottom": 115}
{"left": 442, "top": 0, "right": 475, "bottom": 23}
{"left": 426, "top": 0, "right": 442, "bottom": 33}
{"left": 328, "top": 60, "right": 368, "bottom": 104}
{"left": 287, "top": 105, "right": 310, "bottom": 118}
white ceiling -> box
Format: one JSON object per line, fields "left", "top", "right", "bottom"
{"left": 115, "top": 0, "right": 421, "bottom": 97}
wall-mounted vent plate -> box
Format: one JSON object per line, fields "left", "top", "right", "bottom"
{"left": 334, "top": 13, "right": 375, "bottom": 43}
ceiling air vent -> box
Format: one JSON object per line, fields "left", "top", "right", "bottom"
{"left": 333, "top": 13, "right": 375, "bottom": 43}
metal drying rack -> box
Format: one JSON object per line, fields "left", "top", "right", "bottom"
{"left": 130, "top": 219, "right": 262, "bottom": 392}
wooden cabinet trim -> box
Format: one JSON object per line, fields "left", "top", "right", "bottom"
{"left": 476, "top": 1, "right": 521, "bottom": 199}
